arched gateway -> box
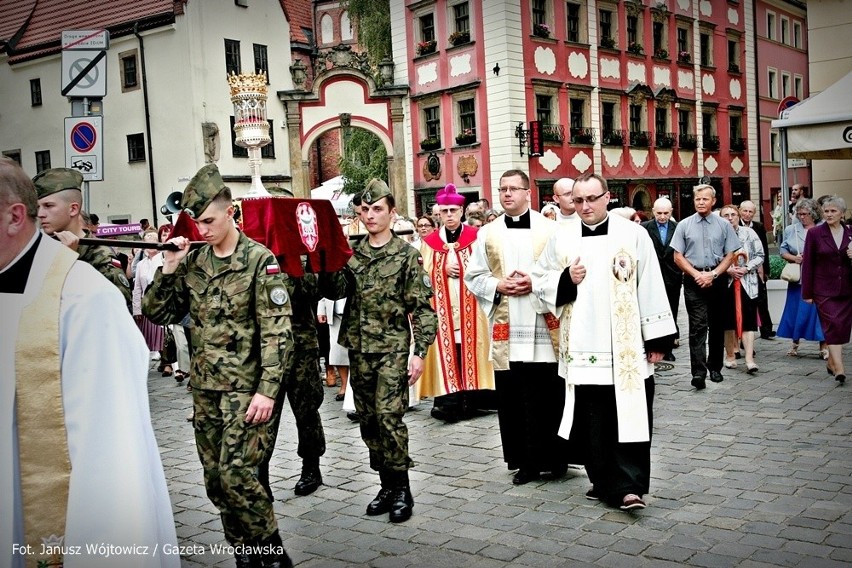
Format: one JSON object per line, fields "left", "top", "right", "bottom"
{"left": 278, "top": 50, "right": 410, "bottom": 214}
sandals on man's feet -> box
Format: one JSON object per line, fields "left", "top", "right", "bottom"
{"left": 787, "top": 344, "right": 799, "bottom": 357}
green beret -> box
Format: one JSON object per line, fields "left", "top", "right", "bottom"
{"left": 32, "top": 168, "right": 83, "bottom": 200}
{"left": 181, "top": 164, "right": 227, "bottom": 218}
{"left": 362, "top": 178, "right": 392, "bottom": 205}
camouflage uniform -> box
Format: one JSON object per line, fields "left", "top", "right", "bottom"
{"left": 325, "top": 219, "right": 437, "bottom": 474}
{"left": 259, "top": 270, "right": 326, "bottom": 498}
{"left": 142, "top": 166, "right": 293, "bottom": 549}
{"left": 31, "top": 168, "right": 131, "bottom": 308}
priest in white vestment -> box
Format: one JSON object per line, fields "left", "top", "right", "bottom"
{"left": 418, "top": 183, "right": 495, "bottom": 422}
{"left": 464, "top": 170, "right": 572, "bottom": 485}
{"left": 0, "top": 157, "right": 179, "bottom": 568}
{"left": 551, "top": 177, "right": 578, "bottom": 224}
{"left": 532, "top": 173, "right": 676, "bottom": 510}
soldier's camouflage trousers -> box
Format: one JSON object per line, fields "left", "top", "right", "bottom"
{"left": 193, "top": 389, "right": 277, "bottom": 544}
{"left": 350, "top": 351, "right": 415, "bottom": 472}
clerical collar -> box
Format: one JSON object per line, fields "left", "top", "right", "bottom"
{"left": 558, "top": 211, "right": 576, "bottom": 221}
{"left": 444, "top": 225, "right": 462, "bottom": 243}
{"left": 581, "top": 216, "right": 609, "bottom": 237}
{"left": 505, "top": 209, "right": 531, "bottom": 229}
{"left": 0, "top": 231, "right": 41, "bottom": 294}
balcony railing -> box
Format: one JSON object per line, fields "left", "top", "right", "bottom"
{"left": 730, "top": 137, "right": 745, "bottom": 152}
{"left": 678, "top": 134, "right": 698, "bottom": 150}
{"left": 703, "top": 135, "right": 720, "bottom": 151}
{"left": 542, "top": 124, "right": 565, "bottom": 143}
{"left": 629, "top": 130, "right": 652, "bottom": 147}
{"left": 656, "top": 132, "right": 676, "bottom": 149}
{"left": 601, "top": 129, "right": 625, "bottom": 146}
{"left": 569, "top": 126, "right": 596, "bottom": 145}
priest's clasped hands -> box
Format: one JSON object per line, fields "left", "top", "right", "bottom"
{"left": 497, "top": 270, "right": 533, "bottom": 296}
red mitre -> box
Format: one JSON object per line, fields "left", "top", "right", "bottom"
{"left": 435, "top": 183, "right": 466, "bottom": 206}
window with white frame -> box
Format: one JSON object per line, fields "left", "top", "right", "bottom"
{"left": 452, "top": 2, "right": 470, "bottom": 34}
{"left": 568, "top": 91, "right": 593, "bottom": 143}
{"left": 780, "top": 16, "right": 789, "bottom": 44}
{"left": 119, "top": 50, "right": 139, "bottom": 92}
{"left": 781, "top": 72, "right": 791, "bottom": 98}
{"left": 419, "top": 13, "right": 435, "bottom": 43}
{"left": 768, "top": 68, "right": 778, "bottom": 99}
{"left": 702, "top": 110, "right": 716, "bottom": 138}
{"left": 423, "top": 104, "right": 441, "bottom": 141}
{"left": 678, "top": 108, "right": 692, "bottom": 136}
{"left": 626, "top": 14, "right": 641, "bottom": 47}
{"left": 766, "top": 11, "right": 776, "bottom": 40}
{"left": 727, "top": 37, "right": 740, "bottom": 71}
{"left": 676, "top": 24, "right": 691, "bottom": 60}
{"left": 566, "top": 1, "right": 587, "bottom": 43}
{"left": 770, "top": 131, "right": 779, "bottom": 161}
{"left": 652, "top": 19, "right": 668, "bottom": 56}
{"left": 532, "top": 0, "right": 549, "bottom": 26}
{"left": 600, "top": 96, "right": 621, "bottom": 136}
{"left": 794, "top": 75, "right": 803, "bottom": 99}
{"left": 792, "top": 21, "right": 802, "bottom": 48}
{"left": 699, "top": 28, "right": 712, "bottom": 66}
{"left": 456, "top": 97, "right": 476, "bottom": 141}
{"left": 536, "top": 93, "right": 554, "bottom": 125}
{"left": 599, "top": 5, "right": 617, "bottom": 48}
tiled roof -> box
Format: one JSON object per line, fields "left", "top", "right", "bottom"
{"left": 280, "top": 0, "right": 313, "bottom": 46}
{"left": 0, "top": 0, "right": 182, "bottom": 63}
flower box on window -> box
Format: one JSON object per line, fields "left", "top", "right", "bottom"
{"left": 448, "top": 31, "right": 470, "bottom": 46}
{"left": 533, "top": 23, "right": 551, "bottom": 38}
{"left": 627, "top": 42, "right": 645, "bottom": 56}
{"left": 455, "top": 129, "right": 477, "bottom": 145}
{"left": 678, "top": 51, "right": 691, "bottom": 64}
{"left": 654, "top": 48, "right": 669, "bottom": 59}
{"left": 420, "top": 137, "right": 441, "bottom": 151}
{"left": 728, "top": 63, "right": 740, "bottom": 73}
{"left": 416, "top": 40, "right": 437, "bottom": 56}
{"left": 601, "top": 36, "right": 617, "bottom": 49}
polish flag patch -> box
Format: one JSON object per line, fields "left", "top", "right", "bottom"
{"left": 111, "top": 258, "right": 122, "bottom": 269}
{"left": 266, "top": 264, "right": 280, "bottom": 275}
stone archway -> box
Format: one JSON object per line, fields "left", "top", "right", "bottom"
{"left": 278, "top": 55, "right": 410, "bottom": 213}
{"left": 631, "top": 184, "right": 651, "bottom": 213}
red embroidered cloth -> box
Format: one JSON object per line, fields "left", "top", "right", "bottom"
{"left": 172, "top": 197, "right": 351, "bottom": 277}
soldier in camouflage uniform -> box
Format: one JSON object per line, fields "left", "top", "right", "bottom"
{"left": 33, "top": 168, "right": 132, "bottom": 308}
{"left": 142, "top": 164, "right": 294, "bottom": 568}
{"left": 323, "top": 178, "right": 437, "bottom": 523}
{"left": 258, "top": 268, "right": 327, "bottom": 499}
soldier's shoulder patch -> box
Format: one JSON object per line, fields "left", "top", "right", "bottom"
{"left": 266, "top": 263, "right": 280, "bottom": 275}
{"left": 269, "top": 285, "right": 289, "bottom": 305}
{"left": 119, "top": 273, "right": 130, "bottom": 288}
{"left": 423, "top": 275, "right": 432, "bottom": 288}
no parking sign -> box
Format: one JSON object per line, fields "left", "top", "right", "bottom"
{"left": 65, "top": 116, "right": 103, "bottom": 181}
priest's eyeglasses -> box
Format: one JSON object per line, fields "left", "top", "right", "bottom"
{"left": 497, "top": 186, "right": 528, "bottom": 194}
{"left": 572, "top": 191, "right": 608, "bottom": 205}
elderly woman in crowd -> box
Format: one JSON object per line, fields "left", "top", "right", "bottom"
{"left": 541, "top": 202, "right": 559, "bottom": 221}
{"left": 484, "top": 209, "right": 500, "bottom": 224}
{"left": 720, "top": 204, "right": 763, "bottom": 374}
{"left": 801, "top": 196, "right": 852, "bottom": 384}
{"left": 777, "top": 199, "right": 827, "bottom": 359}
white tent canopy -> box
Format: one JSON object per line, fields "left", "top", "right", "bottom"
{"left": 771, "top": 71, "right": 852, "bottom": 160}
{"left": 310, "top": 175, "right": 354, "bottom": 215}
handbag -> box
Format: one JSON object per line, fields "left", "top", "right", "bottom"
{"left": 781, "top": 262, "right": 800, "bottom": 283}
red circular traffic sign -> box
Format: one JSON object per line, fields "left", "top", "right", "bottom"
{"left": 778, "top": 96, "right": 800, "bottom": 117}
{"left": 70, "top": 122, "right": 97, "bottom": 153}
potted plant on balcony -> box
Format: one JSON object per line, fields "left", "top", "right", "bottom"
{"left": 416, "top": 39, "right": 437, "bottom": 56}
{"left": 455, "top": 128, "right": 477, "bottom": 146}
{"left": 532, "top": 23, "right": 551, "bottom": 38}
{"left": 448, "top": 30, "right": 470, "bottom": 46}
{"left": 601, "top": 36, "right": 616, "bottom": 49}
{"left": 677, "top": 50, "right": 691, "bottom": 63}
{"left": 654, "top": 48, "right": 669, "bottom": 59}
{"left": 728, "top": 62, "right": 740, "bottom": 73}
{"left": 420, "top": 137, "right": 441, "bottom": 151}
{"left": 627, "top": 42, "right": 645, "bottom": 56}
{"left": 602, "top": 130, "right": 624, "bottom": 146}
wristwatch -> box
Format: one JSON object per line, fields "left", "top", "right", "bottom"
{"left": 414, "top": 349, "right": 427, "bottom": 359}
{"left": 711, "top": 270, "right": 718, "bottom": 279}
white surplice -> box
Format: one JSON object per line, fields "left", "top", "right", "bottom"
{"left": 532, "top": 214, "right": 676, "bottom": 443}
{"left": 0, "top": 235, "right": 179, "bottom": 568}
{"left": 464, "top": 210, "right": 558, "bottom": 364}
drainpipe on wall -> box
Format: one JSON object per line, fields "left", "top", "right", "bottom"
{"left": 134, "top": 22, "right": 159, "bottom": 226}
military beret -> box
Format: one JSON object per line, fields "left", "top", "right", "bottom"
{"left": 181, "top": 164, "right": 228, "bottom": 218}
{"left": 32, "top": 168, "right": 83, "bottom": 200}
{"left": 362, "top": 178, "right": 392, "bottom": 205}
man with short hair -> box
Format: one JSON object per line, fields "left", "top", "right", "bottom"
{"left": 533, "top": 172, "right": 676, "bottom": 510}
{"left": 322, "top": 178, "right": 437, "bottom": 523}
{"left": 642, "top": 197, "right": 682, "bottom": 361}
{"left": 738, "top": 200, "right": 775, "bottom": 339}
{"left": 419, "top": 183, "right": 495, "bottom": 423}
{"left": 551, "top": 177, "right": 577, "bottom": 223}
{"left": 33, "top": 168, "right": 132, "bottom": 308}
{"left": 670, "top": 184, "right": 740, "bottom": 390}
{"left": 143, "top": 164, "right": 295, "bottom": 568}
{"left": 465, "top": 169, "right": 568, "bottom": 485}
{"left": 431, "top": 202, "right": 443, "bottom": 227}
{"left": 0, "top": 157, "right": 179, "bottom": 568}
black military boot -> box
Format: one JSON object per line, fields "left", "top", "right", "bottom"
{"left": 257, "top": 531, "right": 293, "bottom": 568}
{"left": 366, "top": 470, "right": 394, "bottom": 516}
{"left": 293, "top": 457, "right": 322, "bottom": 496}
{"left": 234, "top": 551, "right": 258, "bottom": 568}
{"left": 388, "top": 470, "right": 414, "bottom": 523}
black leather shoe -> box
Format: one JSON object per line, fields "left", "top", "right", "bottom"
{"left": 541, "top": 465, "right": 567, "bottom": 481}
{"left": 662, "top": 352, "right": 676, "bottom": 362}
{"left": 347, "top": 411, "right": 360, "bottom": 422}
{"left": 257, "top": 531, "right": 293, "bottom": 568}
{"left": 388, "top": 487, "right": 414, "bottom": 523}
{"left": 366, "top": 488, "right": 394, "bottom": 515}
{"left": 691, "top": 376, "right": 706, "bottom": 390}
{"left": 512, "top": 469, "right": 541, "bottom": 485}
{"left": 430, "top": 407, "right": 460, "bottom": 423}
{"left": 836, "top": 374, "right": 846, "bottom": 384}
{"left": 234, "top": 553, "right": 256, "bottom": 568}
{"left": 294, "top": 467, "right": 322, "bottom": 496}
{"left": 709, "top": 370, "right": 724, "bottom": 383}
